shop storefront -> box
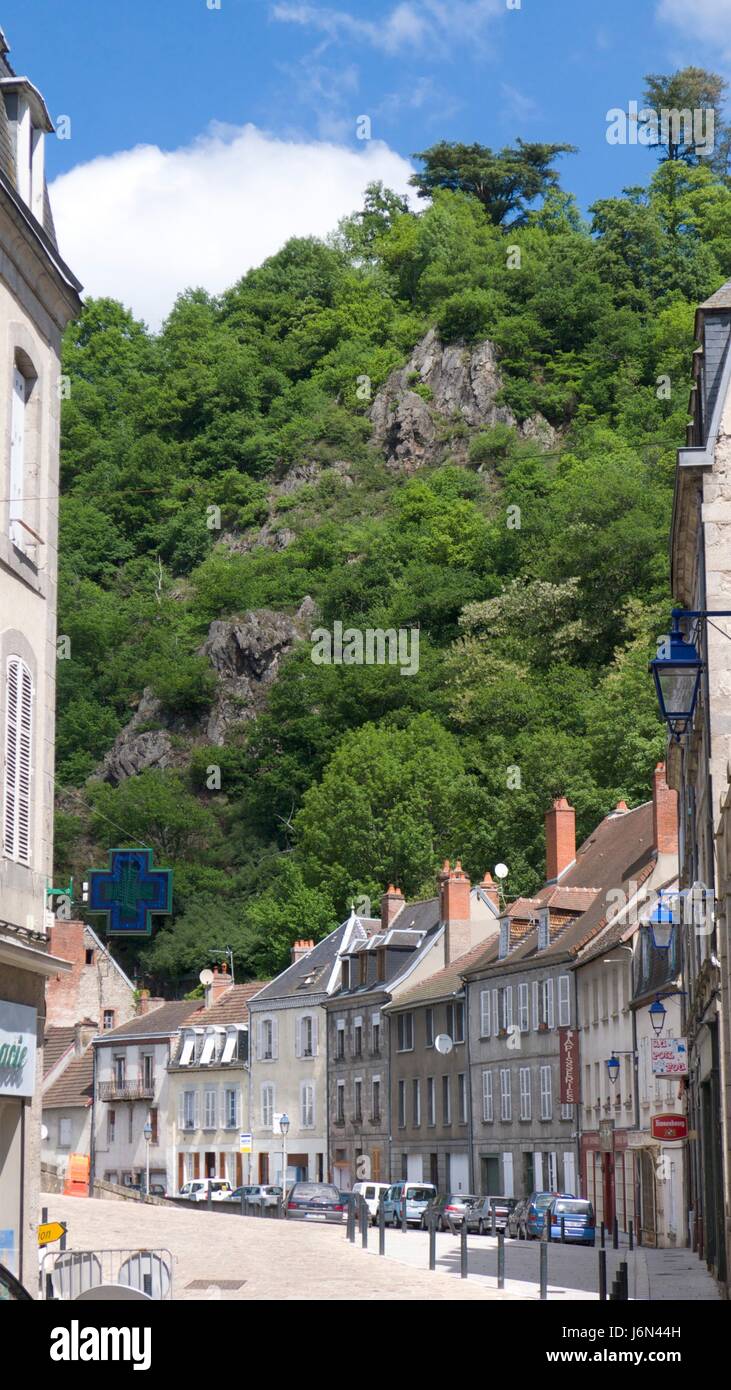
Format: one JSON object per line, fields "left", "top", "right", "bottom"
{"left": 0, "top": 1000, "right": 37, "bottom": 1280}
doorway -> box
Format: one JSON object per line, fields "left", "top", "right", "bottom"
{"left": 480, "top": 1154, "right": 500, "bottom": 1195}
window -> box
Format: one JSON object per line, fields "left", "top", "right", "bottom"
{"left": 336, "top": 1020, "right": 345, "bottom": 1060}
{"left": 301, "top": 1082, "right": 315, "bottom": 1129}
{"left": 492, "top": 989, "right": 499, "bottom": 1035}
{"left": 499, "top": 917, "right": 510, "bottom": 958}
{"left": 537, "top": 909, "right": 550, "bottom": 951}
{"left": 558, "top": 975, "right": 571, "bottom": 1027}
{"left": 336, "top": 1081, "right": 345, "bottom": 1124}
{"left": 59, "top": 1117, "right": 71, "bottom": 1148}
{"left": 260, "top": 1018, "right": 277, "bottom": 1061}
{"left": 85, "top": 948, "right": 94, "bottom": 966}
{"left": 261, "top": 1084, "right": 275, "bottom": 1129}
{"left": 499, "top": 1069, "right": 511, "bottom": 1121}
{"left": 532, "top": 980, "right": 539, "bottom": 1030}
{"left": 480, "top": 990, "right": 491, "bottom": 1037}
{"left": 107, "top": 1110, "right": 116, "bottom": 1145}
{"left": 371, "top": 1014, "right": 380, "bottom": 1055}
{"left": 181, "top": 1090, "right": 197, "bottom": 1131}
{"left": 103, "top": 1010, "right": 115, "bottom": 1031}
{"left": 354, "top": 1078, "right": 363, "bottom": 1122}
{"left": 447, "top": 1001, "right": 465, "bottom": 1043}
{"left": 482, "top": 1070, "right": 493, "bottom": 1122}
{"left": 518, "top": 982, "right": 529, "bottom": 1033}
{"left": 299, "top": 1015, "right": 316, "bottom": 1058}
{"left": 457, "top": 1074, "right": 467, "bottom": 1124}
{"left": 371, "top": 1077, "right": 381, "bottom": 1122}
{"left": 427, "top": 1076, "right": 436, "bottom": 1126}
{"left": 225, "top": 1089, "right": 239, "bottom": 1129}
{"left": 3, "top": 656, "right": 33, "bottom": 864}
{"left": 540, "top": 1065, "right": 552, "bottom": 1120}
{"left": 149, "top": 1107, "right": 159, "bottom": 1145}
{"left": 442, "top": 1075, "right": 452, "bottom": 1125}
{"left": 9, "top": 367, "right": 28, "bottom": 553}
{"left": 561, "top": 1102, "right": 573, "bottom": 1121}
{"left": 519, "top": 1067, "right": 531, "bottom": 1121}
{"left": 376, "top": 950, "right": 385, "bottom": 981}
{"left": 398, "top": 1079, "right": 406, "bottom": 1128}
{"left": 114, "top": 1056, "right": 125, "bottom": 1087}
{"left": 359, "top": 952, "right": 368, "bottom": 985}
{"left": 413, "top": 1078, "right": 421, "bottom": 1127}
{"left": 425, "top": 1007, "right": 434, "bottom": 1046}
{"left": 142, "top": 1054, "right": 154, "bottom": 1090}
{"left": 541, "top": 978, "right": 554, "bottom": 1029}
{"left": 397, "top": 1013, "right": 414, "bottom": 1052}
{"left": 501, "top": 987, "right": 513, "bottom": 1033}
{"left": 204, "top": 1088, "right": 217, "bottom": 1130}
{"left": 353, "top": 1018, "right": 363, "bottom": 1057}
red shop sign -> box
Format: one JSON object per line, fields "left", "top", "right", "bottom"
{"left": 651, "top": 1113, "right": 688, "bottom": 1141}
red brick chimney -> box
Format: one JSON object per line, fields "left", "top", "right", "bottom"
{"left": 545, "top": 798, "right": 576, "bottom": 881}
{"left": 439, "top": 860, "right": 472, "bottom": 963}
{"left": 480, "top": 871, "right": 500, "bottom": 911}
{"left": 45, "top": 920, "right": 86, "bottom": 1027}
{"left": 652, "top": 762, "right": 678, "bottom": 857}
{"left": 135, "top": 991, "right": 165, "bottom": 1016}
{"left": 205, "top": 964, "right": 232, "bottom": 1008}
{"left": 381, "top": 885, "right": 405, "bottom": 930}
{"left": 291, "top": 939, "right": 315, "bottom": 965}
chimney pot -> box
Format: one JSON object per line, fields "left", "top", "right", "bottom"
{"left": 480, "top": 871, "right": 500, "bottom": 910}
{"left": 545, "top": 797, "right": 576, "bottom": 881}
{"left": 291, "top": 939, "right": 315, "bottom": 965}
{"left": 440, "top": 860, "right": 472, "bottom": 963}
{"left": 381, "top": 885, "right": 405, "bottom": 931}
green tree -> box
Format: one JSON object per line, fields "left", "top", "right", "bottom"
{"left": 410, "top": 140, "right": 576, "bottom": 225}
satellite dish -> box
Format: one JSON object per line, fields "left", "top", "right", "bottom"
{"left": 494, "top": 863, "right": 509, "bottom": 880}
{"left": 199, "top": 969, "right": 214, "bottom": 985}
{"left": 434, "top": 1034, "right": 453, "bottom": 1055}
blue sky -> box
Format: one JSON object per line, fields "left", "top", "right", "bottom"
{"left": 3, "top": 0, "right": 729, "bottom": 323}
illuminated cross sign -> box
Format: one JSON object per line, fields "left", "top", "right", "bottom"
{"left": 86, "top": 849, "right": 172, "bottom": 936}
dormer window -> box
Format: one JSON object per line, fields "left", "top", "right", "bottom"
{"left": 498, "top": 917, "right": 510, "bottom": 959}
{"left": 0, "top": 76, "right": 53, "bottom": 224}
{"left": 537, "top": 909, "right": 550, "bottom": 952}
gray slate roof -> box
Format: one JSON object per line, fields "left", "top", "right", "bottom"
{"left": 249, "top": 919, "right": 375, "bottom": 1004}
{"left": 699, "top": 278, "right": 731, "bottom": 311}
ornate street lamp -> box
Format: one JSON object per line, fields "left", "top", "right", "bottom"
{"left": 643, "top": 897, "right": 676, "bottom": 952}
{"left": 649, "top": 612, "right": 702, "bottom": 740}
{"left": 606, "top": 1055, "right": 620, "bottom": 1086}
{"left": 649, "top": 997, "right": 667, "bottom": 1036}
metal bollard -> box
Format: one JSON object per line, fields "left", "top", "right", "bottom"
{"left": 497, "top": 1229, "right": 505, "bottom": 1290}
{"left": 491, "top": 1202, "right": 497, "bottom": 1237}
{"left": 628, "top": 1219, "right": 633, "bottom": 1252}
{"left": 637, "top": 1221, "right": 642, "bottom": 1247}
{"left": 429, "top": 1213, "right": 436, "bottom": 1271}
{"left": 561, "top": 1216, "right": 566, "bottom": 1244}
{"left": 401, "top": 1198, "right": 408, "bottom": 1234}
{"left": 60, "top": 1226, "right": 67, "bottom": 1253}
{"left": 620, "top": 1260, "right": 629, "bottom": 1300}
{"left": 347, "top": 1196, "right": 356, "bottom": 1243}
{"left": 613, "top": 1217, "right": 618, "bottom": 1250}
{"left": 598, "top": 1248, "right": 607, "bottom": 1301}
{"left": 241, "top": 1192, "right": 246, "bottom": 1217}
{"left": 360, "top": 1196, "right": 368, "bottom": 1249}
{"left": 600, "top": 1221, "right": 605, "bottom": 1249}
{"left": 460, "top": 1218, "right": 468, "bottom": 1279}
{"left": 207, "top": 1185, "right": 213, "bottom": 1212}
{"left": 539, "top": 1239, "right": 548, "bottom": 1300}
{"left": 379, "top": 1196, "right": 386, "bottom": 1256}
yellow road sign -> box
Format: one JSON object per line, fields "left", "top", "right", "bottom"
{"left": 38, "top": 1221, "right": 65, "bottom": 1246}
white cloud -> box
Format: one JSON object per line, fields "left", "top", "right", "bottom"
{"left": 50, "top": 123, "right": 414, "bottom": 330}
{"left": 271, "top": 0, "right": 503, "bottom": 56}
{"left": 656, "top": 0, "right": 731, "bottom": 46}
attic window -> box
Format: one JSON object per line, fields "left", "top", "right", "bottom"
{"left": 85, "top": 949, "right": 94, "bottom": 966}
{"left": 0, "top": 77, "right": 52, "bottom": 223}
{"left": 498, "top": 917, "right": 510, "bottom": 959}
{"left": 537, "top": 910, "right": 550, "bottom": 951}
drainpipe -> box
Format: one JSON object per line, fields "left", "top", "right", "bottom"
{"left": 465, "top": 984, "right": 474, "bottom": 1194}
{"left": 386, "top": 1000, "right": 392, "bottom": 1183}
{"left": 89, "top": 1040, "right": 97, "bottom": 1192}
{"left": 572, "top": 968, "right": 582, "bottom": 1197}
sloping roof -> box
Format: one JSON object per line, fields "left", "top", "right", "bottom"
{"left": 250, "top": 918, "right": 378, "bottom": 1004}
{"left": 386, "top": 936, "right": 501, "bottom": 1010}
{"left": 464, "top": 802, "right": 656, "bottom": 979}
{"left": 43, "top": 1050, "right": 93, "bottom": 1109}
{"left": 571, "top": 865, "right": 671, "bottom": 970}
{"left": 699, "top": 278, "right": 731, "bottom": 311}
{"left": 95, "top": 1001, "right": 201, "bottom": 1042}
{"left": 334, "top": 898, "right": 442, "bottom": 1000}
{"left": 43, "top": 1027, "right": 76, "bottom": 1077}
{"left": 183, "top": 982, "right": 269, "bottom": 1028}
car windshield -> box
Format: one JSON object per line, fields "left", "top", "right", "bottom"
{"left": 554, "top": 1201, "right": 592, "bottom": 1215}
{"left": 407, "top": 1188, "right": 434, "bottom": 1202}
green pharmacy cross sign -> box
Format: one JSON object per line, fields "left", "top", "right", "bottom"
{"left": 86, "top": 848, "right": 172, "bottom": 937}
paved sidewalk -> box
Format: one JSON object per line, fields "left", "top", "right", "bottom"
{"left": 634, "top": 1246, "right": 721, "bottom": 1301}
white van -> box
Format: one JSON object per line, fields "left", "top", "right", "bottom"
{"left": 178, "top": 1178, "right": 232, "bottom": 1203}
{"left": 352, "top": 1181, "right": 392, "bottom": 1224}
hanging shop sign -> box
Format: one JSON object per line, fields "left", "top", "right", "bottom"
{"left": 651, "top": 1114, "right": 688, "bottom": 1142}
{"left": 0, "top": 1001, "right": 37, "bottom": 1098}
{"left": 559, "top": 1026, "right": 580, "bottom": 1105}
{"left": 651, "top": 1037, "right": 688, "bottom": 1076}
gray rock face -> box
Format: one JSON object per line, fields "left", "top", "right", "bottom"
{"left": 99, "top": 688, "right": 175, "bottom": 784}
{"left": 370, "top": 328, "right": 556, "bottom": 468}
{"left": 202, "top": 602, "right": 315, "bottom": 745}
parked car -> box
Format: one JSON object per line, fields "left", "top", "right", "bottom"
{"left": 544, "top": 1197, "right": 595, "bottom": 1246}
{"left": 285, "top": 1181, "right": 345, "bottom": 1223}
{"left": 0, "top": 1263, "right": 32, "bottom": 1301}
{"left": 422, "top": 1192, "right": 478, "bottom": 1231}
{"left": 512, "top": 1191, "right": 576, "bottom": 1239}
{"left": 229, "top": 1184, "right": 282, "bottom": 1209}
{"left": 466, "top": 1195, "right": 517, "bottom": 1234}
{"left": 507, "top": 1197, "right": 531, "bottom": 1239}
{"left": 383, "top": 1182, "right": 437, "bottom": 1227}
{"left": 178, "top": 1178, "right": 232, "bottom": 1202}
{"left": 352, "top": 1181, "right": 391, "bottom": 1225}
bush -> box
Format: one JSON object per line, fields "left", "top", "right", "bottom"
{"left": 436, "top": 289, "right": 493, "bottom": 343}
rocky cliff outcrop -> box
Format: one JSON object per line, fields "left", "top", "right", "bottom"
{"left": 370, "top": 329, "right": 556, "bottom": 470}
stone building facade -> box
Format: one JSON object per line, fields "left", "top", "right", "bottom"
{"left": 0, "top": 29, "right": 81, "bottom": 1287}
{"left": 45, "top": 919, "right": 136, "bottom": 1031}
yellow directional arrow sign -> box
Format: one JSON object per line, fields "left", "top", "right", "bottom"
{"left": 38, "top": 1221, "right": 66, "bottom": 1247}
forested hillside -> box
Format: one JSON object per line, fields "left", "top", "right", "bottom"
{"left": 55, "top": 132, "right": 731, "bottom": 990}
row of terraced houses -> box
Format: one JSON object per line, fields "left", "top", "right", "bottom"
{"left": 42, "top": 763, "right": 687, "bottom": 1252}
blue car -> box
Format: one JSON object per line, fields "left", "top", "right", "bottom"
{"left": 521, "top": 1191, "right": 574, "bottom": 1239}
{"left": 545, "top": 1196, "right": 595, "bottom": 1246}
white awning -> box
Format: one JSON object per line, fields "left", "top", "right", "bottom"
{"left": 221, "top": 1031, "right": 238, "bottom": 1064}
{"left": 200, "top": 1032, "right": 216, "bottom": 1065}
{"left": 178, "top": 1034, "right": 194, "bottom": 1066}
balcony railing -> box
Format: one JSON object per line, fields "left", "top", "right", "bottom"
{"left": 98, "top": 1079, "right": 154, "bottom": 1102}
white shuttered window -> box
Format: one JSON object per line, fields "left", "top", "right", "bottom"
{"left": 4, "top": 656, "right": 33, "bottom": 864}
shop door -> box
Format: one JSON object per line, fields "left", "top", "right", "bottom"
{"left": 0, "top": 1100, "right": 22, "bottom": 1280}
{"left": 602, "top": 1152, "right": 615, "bottom": 1231}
